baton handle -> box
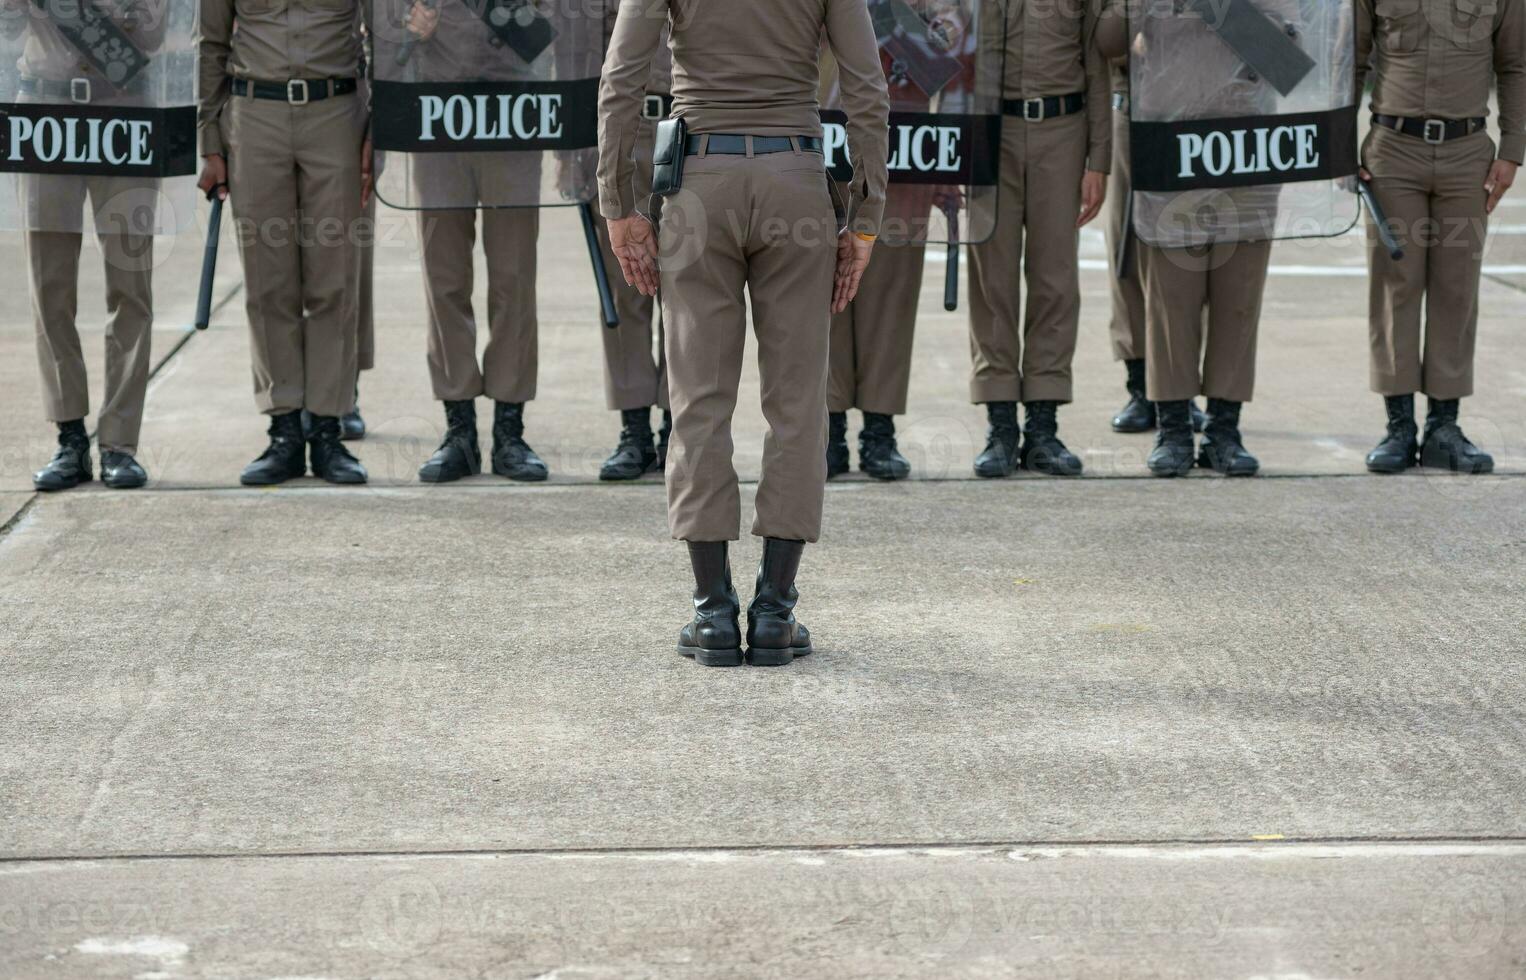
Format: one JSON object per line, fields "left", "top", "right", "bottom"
{"left": 195, "top": 193, "right": 224, "bottom": 331}
{"left": 1357, "top": 179, "right": 1404, "bottom": 261}
{"left": 581, "top": 202, "right": 620, "bottom": 329}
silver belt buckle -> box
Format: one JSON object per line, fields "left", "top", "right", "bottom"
{"left": 70, "top": 77, "right": 91, "bottom": 104}
{"left": 1422, "top": 118, "right": 1446, "bottom": 144}
{"left": 287, "top": 79, "right": 310, "bottom": 106}
{"left": 641, "top": 94, "right": 665, "bottom": 120}
{"left": 1023, "top": 97, "right": 1045, "bottom": 121}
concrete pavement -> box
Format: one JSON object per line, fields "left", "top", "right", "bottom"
{"left": 1, "top": 186, "right": 1524, "bottom": 977}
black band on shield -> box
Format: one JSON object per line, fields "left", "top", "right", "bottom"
{"left": 1130, "top": 105, "right": 1359, "bottom": 193}
{"left": 371, "top": 78, "right": 599, "bottom": 152}
{"left": 819, "top": 109, "right": 1000, "bottom": 187}
{"left": 0, "top": 103, "right": 197, "bottom": 177}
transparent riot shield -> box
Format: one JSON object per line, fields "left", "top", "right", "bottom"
{"left": 819, "top": 0, "right": 1007, "bottom": 246}
{"left": 0, "top": 0, "right": 199, "bottom": 233}
{"left": 1128, "top": 0, "right": 1358, "bottom": 248}
{"left": 371, "top": 0, "right": 603, "bottom": 210}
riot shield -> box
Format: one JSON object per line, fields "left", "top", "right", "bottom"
{"left": 819, "top": 0, "right": 1007, "bottom": 246}
{"left": 0, "top": 0, "right": 199, "bottom": 234}
{"left": 1128, "top": 0, "right": 1358, "bottom": 248}
{"left": 371, "top": 0, "right": 603, "bottom": 210}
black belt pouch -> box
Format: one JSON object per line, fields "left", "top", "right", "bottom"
{"left": 650, "top": 116, "right": 687, "bottom": 197}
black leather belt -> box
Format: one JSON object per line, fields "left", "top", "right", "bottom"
{"left": 18, "top": 76, "right": 140, "bottom": 104}
{"left": 685, "top": 134, "right": 823, "bottom": 155}
{"left": 1372, "top": 113, "right": 1487, "bottom": 144}
{"left": 1003, "top": 92, "right": 1085, "bottom": 121}
{"left": 231, "top": 77, "right": 358, "bottom": 105}
{"left": 642, "top": 93, "right": 673, "bottom": 120}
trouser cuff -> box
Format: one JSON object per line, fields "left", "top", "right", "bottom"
{"left": 1019, "top": 379, "right": 1073, "bottom": 405}
{"left": 969, "top": 378, "right": 1022, "bottom": 405}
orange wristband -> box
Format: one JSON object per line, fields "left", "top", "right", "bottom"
{"left": 854, "top": 232, "right": 877, "bottom": 242}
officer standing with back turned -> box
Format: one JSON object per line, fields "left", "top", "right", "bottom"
{"left": 198, "top": 0, "right": 370, "bottom": 485}
{"left": 600, "top": 0, "right": 889, "bottom": 667}
{"left": 1356, "top": 0, "right": 1523, "bottom": 474}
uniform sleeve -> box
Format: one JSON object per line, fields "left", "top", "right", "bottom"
{"left": 196, "top": 0, "right": 235, "bottom": 156}
{"left": 1354, "top": 0, "right": 1374, "bottom": 105}
{"left": 597, "top": 0, "right": 665, "bottom": 219}
{"left": 1083, "top": 0, "right": 1112, "bottom": 173}
{"left": 825, "top": 0, "right": 890, "bottom": 236}
{"left": 1495, "top": 0, "right": 1526, "bottom": 163}
{"left": 1094, "top": 0, "right": 1129, "bottom": 60}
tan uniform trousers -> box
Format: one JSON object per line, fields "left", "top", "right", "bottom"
{"left": 415, "top": 153, "right": 540, "bottom": 404}
{"left": 659, "top": 145, "right": 837, "bottom": 543}
{"left": 967, "top": 111, "right": 1088, "bottom": 404}
{"left": 1138, "top": 239, "right": 1271, "bottom": 403}
{"left": 21, "top": 175, "right": 155, "bottom": 455}
{"left": 227, "top": 92, "right": 364, "bottom": 418}
{"left": 1103, "top": 105, "right": 1146, "bottom": 361}
{"left": 1363, "top": 126, "right": 1494, "bottom": 399}
{"left": 828, "top": 239, "right": 924, "bottom": 416}
{"left": 594, "top": 118, "right": 668, "bottom": 412}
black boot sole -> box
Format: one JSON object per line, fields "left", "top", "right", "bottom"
{"left": 34, "top": 475, "right": 90, "bottom": 492}
{"left": 103, "top": 474, "right": 148, "bottom": 489}
{"left": 1419, "top": 448, "right": 1494, "bottom": 474}
{"left": 677, "top": 643, "right": 744, "bottom": 667}
{"left": 1111, "top": 419, "right": 1155, "bottom": 434}
{"left": 745, "top": 643, "right": 812, "bottom": 666}
{"left": 240, "top": 467, "right": 304, "bottom": 487}
{"left": 1365, "top": 455, "right": 1416, "bottom": 474}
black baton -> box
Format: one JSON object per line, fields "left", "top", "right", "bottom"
{"left": 581, "top": 202, "right": 620, "bottom": 329}
{"left": 195, "top": 188, "right": 225, "bottom": 331}
{"left": 1357, "top": 179, "right": 1404, "bottom": 261}
{"left": 943, "top": 209, "right": 960, "bottom": 312}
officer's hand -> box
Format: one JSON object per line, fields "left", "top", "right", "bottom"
{"left": 1485, "top": 159, "right": 1517, "bottom": 214}
{"left": 1077, "top": 169, "right": 1105, "bottom": 227}
{"left": 360, "top": 137, "right": 374, "bottom": 208}
{"left": 406, "top": 1, "right": 439, "bottom": 41}
{"left": 198, "top": 154, "right": 228, "bottom": 201}
{"left": 1358, "top": 167, "right": 1372, "bottom": 182}
{"left": 610, "top": 214, "right": 660, "bottom": 296}
{"left": 833, "top": 233, "right": 874, "bottom": 314}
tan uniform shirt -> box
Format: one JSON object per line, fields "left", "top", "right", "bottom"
{"left": 4, "top": 0, "right": 167, "bottom": 93}
{"left": 197, "top": 0, "right": 366, "bottom": 155}
{"left": 597, "top": 0, "right": 890, "bottom": 235}
{"left": 1000, "top": 0, "right": 1112, "bottom": 172}
{"left": 601, "top": 0, "right": 671, "bottom": 93}
{"left": 1356, "top": 0, "right": 1526, "bottom": 162}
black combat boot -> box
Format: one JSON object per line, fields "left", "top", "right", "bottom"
{"left": 746, "top": 538, "right": 812, "bottom": 666}
{"left": 341, "top": 384, "right": 366, "bottom": 441}
{"left": 972, "top": 401, "right": 1020, "bottom": 478}
{"left": 677, "top": 541, "right": 743, "bottom": 667}
{"left": 1189, "top": 399, "right": 1208, "bottom": 433}
{"left": 240, "top": 410, "right": 307, "bottom": 486}
{"left": 1147, "top": 401, "right": 1196, "bottom": 477}
{"left": 1020, "top": 401, "right": 1083, "bottom": 476}
{"left": 600, "top": 407, "right": 657, "bottom": 481}
{"left": 1420, "top": 398, "right": 1494, "bottom": 473}
{"left": 859, "top": 412, "right": 911, "bottom": 481}
{"left": 100, "top": 451, "right": 147, "bottom": 489}
{"left": 1196, "top": 398, "right": 1259, "bottom": 476}
{"left": 1365, "top": 394, "right": 1418, "bottom": 473}
{"left": 1111, "top": 359, "right": 1156, "bottom": 433}
{"left": 419, "top": 400, "right": 481, "bottom": 483}
{"left": 656, "top": 410, "right": 673, "bottom": 471}
{"left": 308, "top": 414, "right": 368, "bottom": 484}
{"left": 826, "top": 411, "right": 850, "bottom": 478}
{"left": 33, "top": 420, "right": 92, "bottom": 491}
{"left": 491, "top": 401, "right": 548, "bottom": 481}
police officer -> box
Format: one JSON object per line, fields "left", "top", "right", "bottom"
{"left": 6, "top": 0, "right": 163, "bottom": 491}
{"left": 967, "top": 0, "right": 1109, "bottom": 478}
{"left": 1099, "top": 0, "right": 1284, "bottom": 478}
{"left": 1356, "top": 0, "right": 1523, "bottom": 474}
{"left": 592, "top": 4, "right": 671, "bottom": 482}
{"left": 600, "top": 0, "right": 889, "bottom": 666}
{"left": 1099, "top": 6, "right": 1205, "bottom": 436}
{"left": 402, "top": 0, "right": 547, "bottom": 484}
{"left": 198, "top": 0, "right": 369, "bottom": 485}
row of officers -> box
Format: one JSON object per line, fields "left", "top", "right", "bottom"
{"left": 18, "top": 0, "right": 1522, "bottom": 498}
